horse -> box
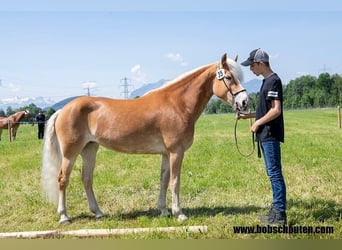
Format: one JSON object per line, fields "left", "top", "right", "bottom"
{"left": 0, "top": 110, "right": 31, "bottom": 142}
{"left": 41, "top": 53, "right": 249, "bottom": 223}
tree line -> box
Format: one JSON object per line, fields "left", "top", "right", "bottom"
{"left": 0, "top": 103, "right": 56, "bottom": 121}
{"left": 205, "top": 72, "right": 342, "bottom": 114}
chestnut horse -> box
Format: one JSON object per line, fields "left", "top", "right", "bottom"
{"left": 0, "top": 110, "right": 31, "bottom": 142}
{"left": 41, "top": 53, "right": 249, "bottom": 223}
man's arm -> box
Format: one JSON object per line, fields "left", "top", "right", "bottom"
{"left": 237, "top": 112, "right": 256, "bottom": 119}
{"left": 251, "top": 99, "right": 281, "bottom": 133}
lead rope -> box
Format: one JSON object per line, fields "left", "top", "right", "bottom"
{"left": 234, "top": 113, "right": 261, "bottom": 158}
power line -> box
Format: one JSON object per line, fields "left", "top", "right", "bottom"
{"left": 120, "top": 77, "right": 132, "bottom": 99}
{"left": 83, "top": 81, "right": 97, "bottom": 96}
{"left": 320, "top": 64, "right": 331, "bottom": 73}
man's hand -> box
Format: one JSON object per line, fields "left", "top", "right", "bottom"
{"left": 236, "top": 112, "right": 246, "bottom": 120}
{"left": 251, "top": 120, "right": 260, "bottom": 133}
{"left": 236, "top": 112, "right": 255, "bottom": 120}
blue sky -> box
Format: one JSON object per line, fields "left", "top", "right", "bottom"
{"left": 1, "top": 0, "right": 342, "bottom": 102}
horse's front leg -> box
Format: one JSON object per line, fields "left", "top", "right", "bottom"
{"left": 169, "top": 150, "right": 188, "bottom": 222}
{"left": 9, "top": 127, "right": 12, "bottom": 142}
{"left": 158, "top": 154, "right": 170, "bottom": 217}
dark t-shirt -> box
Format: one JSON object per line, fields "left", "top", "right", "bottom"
{"left": 36, "top": 113, "right": 46, "bottom": 126}
{"left": 255, "top": 73, "right": 284, "bottom": 142}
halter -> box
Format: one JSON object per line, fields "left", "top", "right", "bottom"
{"left": 216, "top": 66, "right": 247, "bottom": 98}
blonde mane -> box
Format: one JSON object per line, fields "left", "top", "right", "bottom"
{"left": 143, "top": 64, "right": 211, "bottom": 96}
{"left": 226, "top": 57, "right": 244, "bottom": 84}
{"left": 144, "top": 57, "right": 244, "bottom": 96}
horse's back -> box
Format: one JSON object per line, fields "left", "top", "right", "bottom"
{"left": 0, "top": 117, "right": 8, "bottom": 129}
{"left": 55, "top": 96, "right": 169, "bottom": 154}
{"left": 56, "top": 96, "right": 157, "bottom": 126}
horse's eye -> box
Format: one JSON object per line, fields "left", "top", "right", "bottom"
{"left": 225, "top": 76, "right": 232, "bottom": 81}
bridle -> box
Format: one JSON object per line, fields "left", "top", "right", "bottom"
{"left": 216, "top": 66, "right": 247, "bottom": 103}
{"left": 216, "top": 66, "right": 259, "bottom": 158}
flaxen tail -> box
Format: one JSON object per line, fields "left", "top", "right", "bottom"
{"left": 41, "top": 110, "right": 62, "bottom": 204}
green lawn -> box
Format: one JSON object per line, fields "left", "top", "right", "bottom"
{"left": 0, "top": 108, "right": 340, "bottom": 239}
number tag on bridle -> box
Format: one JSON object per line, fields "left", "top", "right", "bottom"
{"left": 216, "top": 69, "right": 226, "bottom": 80}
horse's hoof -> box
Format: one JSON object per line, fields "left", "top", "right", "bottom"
{"left": 59, "top": 215, "right": 71, "bottom": 224}
{"left": 160, "top": 209, "right": 171, "bottom": 218}
{"left": 95, "top": 212, "right": 105, "bottom": 219}
{"left": 177, "top": 214, "right": 188, "bottom": 222}
{"left": 59, "top": 218, "right": 71, "bottom": 224}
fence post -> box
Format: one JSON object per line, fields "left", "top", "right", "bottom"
{"left": 338, "top": 105, "right": 341, "bottom": 129}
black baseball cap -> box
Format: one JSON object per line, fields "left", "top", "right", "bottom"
{"left": 241, "top": 48, "right": 269, "bottom": 66}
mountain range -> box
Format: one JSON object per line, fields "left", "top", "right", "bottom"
{"left": 0, "top": 96, "right": 56, "bottom": 111}
{"left": 0, "top": 79, "right": 261, "bottom": 111}
{"left": 129, "top": 79, "right": 169, "bottom": 98}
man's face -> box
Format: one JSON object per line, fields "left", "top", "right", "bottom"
{"left": 250, "top": 62, "right": 261, "bottom": 76}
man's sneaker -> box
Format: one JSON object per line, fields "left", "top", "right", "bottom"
{"left": 257, "top": 204, "right": 275, "bottom": 222}
{"left": 267, "top": 209, "right": 287, "bottom": 225}
{"left": 258, "top": 205, "right": 287, "bottom": 225}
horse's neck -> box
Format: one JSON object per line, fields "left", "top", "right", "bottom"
{"left": 13, "top": 112, "right": 24, "bottom": 121}
{"left": 171, "top": 65, "right": 215, "bottom": 120}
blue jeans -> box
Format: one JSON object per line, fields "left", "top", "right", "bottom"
{"left": 261, "top": 140, "right": 286, "bottom": 212}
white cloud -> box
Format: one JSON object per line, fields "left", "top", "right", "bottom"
{"left": 296, "top": 71, "right": 310, "bottom": 76}
{"left": 82, "top": 81, "right": 97, "bottom": 88}
{"left": 166, "top": 52, "right": 188, "bottom": 66}
{"left": 7, "top": 82, "right": 21, "bottom": 92}
{"left": 130, "top": 64, "right": 147, "bottom": 83}
{"left": 131, "top": 64, "right": 141, "bottom": 73}
{"left": 270, "top": 53, "right": 279, "bottom": 60}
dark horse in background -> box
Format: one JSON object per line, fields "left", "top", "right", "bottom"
{"left": 0, "top": 110, "right": 31, "bottom": 142}
{"left": 41, "top": 53, "right": 249, "bottom": 223}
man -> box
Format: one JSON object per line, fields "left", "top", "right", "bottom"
{"left": 35, "top": 110, "right": 46, "bottom": 139}
{"left": 239, "top": 48, "right": 287, "bottom": 225}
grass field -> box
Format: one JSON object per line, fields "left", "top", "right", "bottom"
{"left": 0, "top": 108, "right": 340, "bottom": 239}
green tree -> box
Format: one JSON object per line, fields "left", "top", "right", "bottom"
{"left": 6, "top": 106, "right": 14, "bottom": 116}
{"left": 282, "top": 73, "right": 341, "bottom": 109}
{"left": 20, "top": 103, "right": 40, "bottom": 116}
{"left": 331, "top": 74, "right": 342, "bottom": 106}
{"left": 205, "top": 98, "right": 234, "bottom": 114}
{"left": 247, "top": 93, "right": 258, "bottom": 111}
{"left": 45, "top": 107, "right": 56, "bottom": 118}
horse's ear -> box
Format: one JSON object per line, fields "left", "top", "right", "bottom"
{"left": 234, "top": 55, "right": 238, "bottom": 62}
{"left": 221, "top": 53, "right": 227, "bottom": 66}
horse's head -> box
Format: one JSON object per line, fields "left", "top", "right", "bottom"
{"left": 24, "top": 110, "right": 31, "bottom": 118}
{"left": 213, "top": 53, "right": 249, "bottom": 111}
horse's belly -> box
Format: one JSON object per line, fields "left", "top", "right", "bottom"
{"left": 98, "top": 136, "right": 167, "bottom": 154}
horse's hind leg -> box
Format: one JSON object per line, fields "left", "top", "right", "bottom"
{"left": 158, "top": 154, "right": 170, "bottom": 217}
{"left": 57, "top": 157, "right": 77, "bottom": 223}
{"left": 80, "top": 142, "right": 104, "bottom": 219}
{"left": 12, "top": 128, "right": 17, "bottom": 141}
